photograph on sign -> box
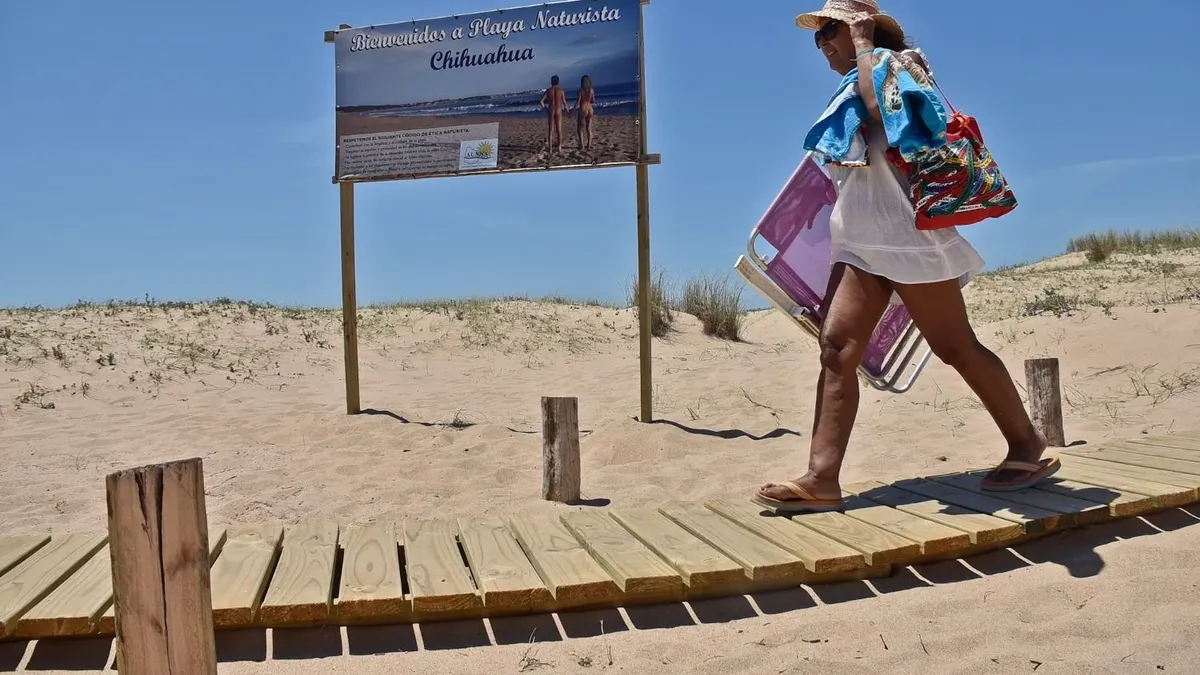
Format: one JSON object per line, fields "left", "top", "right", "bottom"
{"left": 333, "top": 0, "right": 643, "bottom": 182}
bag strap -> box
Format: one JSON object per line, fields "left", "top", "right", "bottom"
{"left": 932, "top": 78, "right": 957, "bottom": 114}
{"left": 908, "top": 49, "right": 957, "bottom": 114}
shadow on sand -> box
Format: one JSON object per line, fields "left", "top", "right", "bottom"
{"left": 650, "top": 418, "right": 801, "bottom": 441}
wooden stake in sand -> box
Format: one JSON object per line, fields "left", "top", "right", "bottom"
{"left": 542, "top": 396, "right": 581, "bottom": 502}
{"left": 1025, "top": 358, "right": 1066, "bottom": 447}
{"left": 106, "top": 458, "right": 217, "bottom": 674}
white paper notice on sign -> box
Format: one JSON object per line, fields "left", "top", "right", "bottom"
{"left": 337, "top": 122, "right": 500, "bottom": 179}
{"left": 459, "top": 138, "right": 499, "bottom": 171}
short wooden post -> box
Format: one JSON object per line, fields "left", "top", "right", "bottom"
{"left": 1025, "top": 358, "right": 1066, "bottom": 447}
{"left": 542, "top": 396, "right": 581, "bottom": 502}
{"left": 106, "top": 458, "right": 217, "bottom": 674}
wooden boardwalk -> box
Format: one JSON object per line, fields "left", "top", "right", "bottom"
{"left": 1, "top": 429, "right": 1198, "bottom": 642}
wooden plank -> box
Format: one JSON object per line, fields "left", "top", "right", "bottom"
{"left": 259, "top": 523, "right": 339, "bottom": 626}
{"left": 839, "top": 495, "right": 972, "bottom": 556}
{"left": 560, "top": 511, "right": 684, "bottom": 600}
{"left": 1117, "top": 439, "right": 1200, "bottom": 463}
{"left": 209, "top": 525, "right": 283, "bottom": 627}
{"left": 507, "top": 513, "right": 619, "bottom": 610}
{"left": 1064, "top": 445, "right": 1200, "bottom": 477}
{"left": 206, "top": 528, "right": 229, "bottom": 563}
{"left": 1052, "top": 462, "right": 1196, "bottom": 509}
{"left": 1110, "top": 441, "right": 1200, "bottom": 466}
{"left": 843, "top": 481, "right": 1022, "bottom": 545}
{"left": 403, "top": 519, "right": 482, "bottom": 616}
{"left": 1125, "top": 437, "right": 1200, "bottom": 454}
{"left": 1032, "top": 473, "right": 1161, "bottom": 514}
{"left": 0, "top": 530, "right": 105, "bottom": 634}
{"left": 927, "top": 472, "right": 1111, "bottom": 526}
{"left": 456, "top": 516, "right": 553, "bottom": 613}
{"left": 705, "top": 500, "right": 865, "bottom": 574}
{"left": 0, "top": 536, "right": 49, "bottom": 578}
{"left": 1018, "top": 477, "right": 1160, "bottom": 519}
{"left": 0, "top": 532, "right": 106, "bottom": 637}
{"left": 889, "top": 478, "right": 1065, "bottom": 534}
{"left": 1129, "top": 430, "right": 1200, "bottom": 446}
{"left": 1061, "top": 455, "right": 1200, "bottom": 492}
{"left": 15, "top": 546, "right": 112, "bottom": 637}
{"left": 610, "top": 508, "right": 745, "bottom": 591}
{"left": 785, "top": 508, "right": 922, "bottom": 566}
{"left": 336, "top": 521, "right": 409, "bottom": 623}
{"left": 657, "top": 502, "right": 806, "bottom": 583}
{"left": 97, "top": 527, "right": 227, "bottom": 636}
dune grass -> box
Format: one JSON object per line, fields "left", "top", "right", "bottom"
{"left": 627, "top": 269, "right": 744, "bottom": 341}
{"left": 1067, "top": 228, "right": 1200, "bottom": 263}
{"left": 677, "top": 274, "right": 744, "bottom": 341}
{"left": 629, "top": 268, "right": 675, "bottom": 338}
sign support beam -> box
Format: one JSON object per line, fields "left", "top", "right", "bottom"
{"left": 634, "top": 0, "right": 654, "bottom": 423}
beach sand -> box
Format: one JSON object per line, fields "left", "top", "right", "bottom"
{"left": 2, "top": 249, "right": 1199, "bottom": 673}
{"left": 336, "top": 112, "right": 640, "bottom": 175}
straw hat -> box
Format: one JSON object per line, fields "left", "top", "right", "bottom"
{"left": 795, "top": 0, "right": 903, "bottom": 40}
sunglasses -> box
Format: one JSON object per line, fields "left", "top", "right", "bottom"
{"left": 814, "top": 19, "right": 843, "bottom": 47}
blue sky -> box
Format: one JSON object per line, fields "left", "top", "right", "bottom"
{"left": 2, "top": 0, "right": 1199, "bottom": 309}
{"left": 336, "top": 0, "right": 640, "bottom": 107}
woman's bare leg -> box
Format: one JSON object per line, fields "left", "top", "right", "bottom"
{"left": 758, "top": 263, "right": 892, "bottom": 501}
{"left": 892, "top": 278, "right": 1047, "bottom": 483}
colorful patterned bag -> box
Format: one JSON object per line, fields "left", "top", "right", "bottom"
{"left": 887, "top": 83, "right": 1018, "bottom": 231}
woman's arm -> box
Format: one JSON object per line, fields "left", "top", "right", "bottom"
{"left": 848, "top": 14, "right": 882, "bottom": 123}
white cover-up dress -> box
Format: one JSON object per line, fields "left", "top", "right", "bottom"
{"left": 825, "top": 122, "right": 985, "bottom": 305}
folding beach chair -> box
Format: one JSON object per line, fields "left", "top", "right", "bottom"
{"left": 733, "top": 153, "right": 932, "bottom": 393}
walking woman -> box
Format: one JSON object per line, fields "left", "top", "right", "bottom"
{"left": 572, "top": 74, "right": 596, "bottom": 151}
{"left": 754, "top": 0, "right": 1057, "bottom": 512}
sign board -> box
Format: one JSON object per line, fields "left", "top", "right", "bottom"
{"left": 333, "top": 0, "right": 643, "bottom": 182}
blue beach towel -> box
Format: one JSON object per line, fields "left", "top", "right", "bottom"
{"left": 804, "top": 48, "right": 950, "bottom": 166}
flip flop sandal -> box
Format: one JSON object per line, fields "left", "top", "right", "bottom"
{"left": 753, "top": 481, "right": 844, "bottom": 513}
{"left": 980, "top": 456, "right": 1061, "bottom": 492}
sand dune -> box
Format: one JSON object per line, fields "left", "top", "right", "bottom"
{"left": 2, "top": 249, "right": 1199, "bottom": 673}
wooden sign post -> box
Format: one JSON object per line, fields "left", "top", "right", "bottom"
{"left": 634, "top": 0, "right": 654, "bottom": 423}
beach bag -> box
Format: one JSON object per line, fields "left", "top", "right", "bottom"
{"left": 887, "top": 82, "right": 1018, "bottom": 231}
